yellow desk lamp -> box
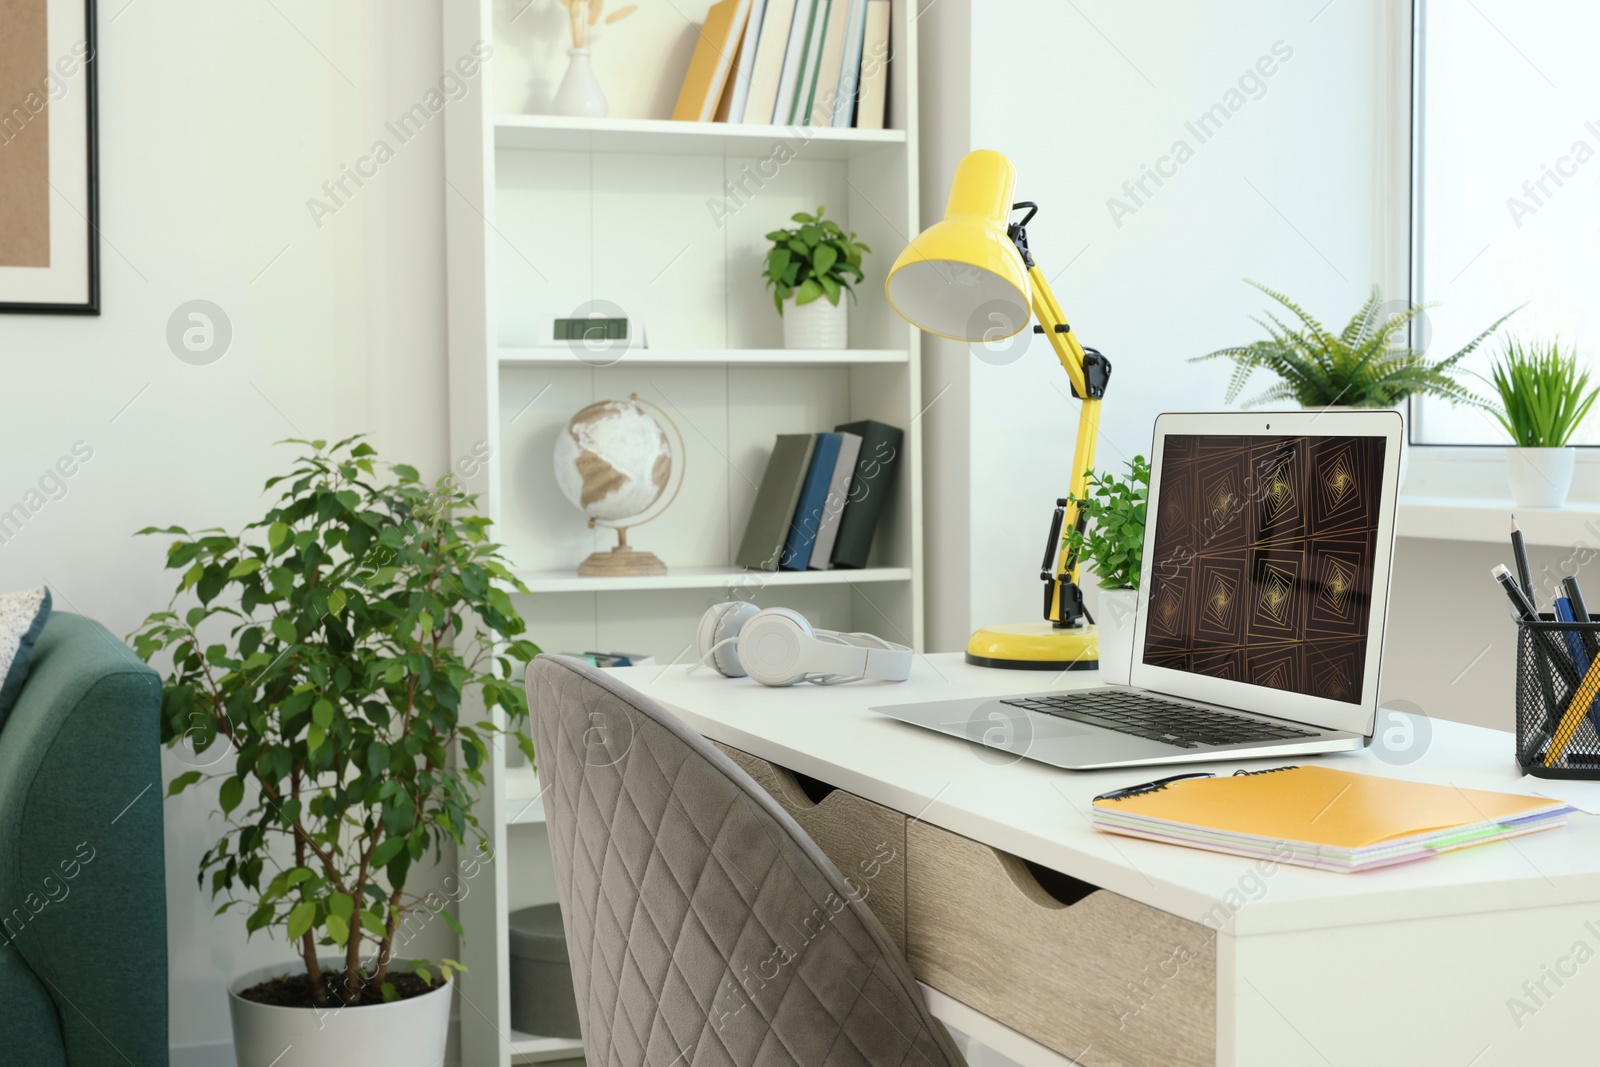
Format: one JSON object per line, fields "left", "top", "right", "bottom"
{"left": 886, "top": 149, "right": 1109, "bottom": 671}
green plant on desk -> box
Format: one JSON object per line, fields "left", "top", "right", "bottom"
{"left": 762, "top": 205, "right": 871, "bottom": 313}
{"left": 1194, "top": 281, "right": 1513, "bottom": 408}
{"left": 1484, "top": 338, "right": 1600, "bottom": 447}
{"left": 1068, "top": 456, "right": 1149, "bottom": 591}
{"left": 130, "top": 436, "right": 540, "bottom": 1008}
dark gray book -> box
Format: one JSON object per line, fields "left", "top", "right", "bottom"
{"left": 736, "top": 434, "right": 817, "bottom": 571}
{"left": 829, "top": 419, "right": 902, "bottom": 569}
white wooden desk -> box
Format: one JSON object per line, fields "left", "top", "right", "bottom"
{"left": 608, "top": 654, "right": 1599, "bottom": 1067}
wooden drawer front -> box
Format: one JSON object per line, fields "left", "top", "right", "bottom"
{"left": 714, "top": 743, "right": 907, "bottom": 951}
{"left": 907, "top": 820, "right": 1215, "bottom": 1067}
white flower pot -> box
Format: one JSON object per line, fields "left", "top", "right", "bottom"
{"left": 228, "top": 959, "right": 452, "bottom": 1067}
{"left": 1507, "top": 446, "right": 1575, "bottom": 508}
{"left": 1095, "top": 588, "right": 1139, "bottom": 686}
{"left": 552, "top": 48, "right": 607, "bottom": 118}
{"left": 782, "top": 294, "right": 849, "bottom": 349}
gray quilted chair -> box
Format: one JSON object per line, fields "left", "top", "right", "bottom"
{"left": 526, "top": 654, "right": 968, "bottom": 1067}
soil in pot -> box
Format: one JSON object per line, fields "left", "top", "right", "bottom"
{"left": 239, "top": 970, "right": 443, "bottom": 1009}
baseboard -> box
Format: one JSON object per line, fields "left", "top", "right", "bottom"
{"left": 171, "top": 1018, "right": 463, "bottom": 1066}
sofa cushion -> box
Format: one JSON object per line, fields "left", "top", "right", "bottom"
{"left": 0, "top": 945, "right": 66, "bottom": 1067}
{"left": 0, "top": 586, "right": 51, "bottom": 728}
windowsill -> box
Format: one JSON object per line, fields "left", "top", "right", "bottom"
{"left": 1399, "top": 445, "right": 1600, "bottom": 546}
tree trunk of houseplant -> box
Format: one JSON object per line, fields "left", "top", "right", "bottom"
{"left": 1096, "top": 588, "right": 1138, "bottom": 685}
{"left": 1507, "top": 446, "right": 1575, "bottom": 508}
{"left": 783, "top": 294, "right": 848, "bottom": 349}
{"left": 228, "top": 959, "right": 453, "bottom": 1067}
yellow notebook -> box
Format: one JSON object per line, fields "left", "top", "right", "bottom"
{"left": 1091, "top": 765, "right": 1569, "bottom": 873}
{"left": 673, "top": 0, "right": 754, "bottom": 123}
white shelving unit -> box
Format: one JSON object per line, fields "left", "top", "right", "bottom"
{"left": 443, "top": 3, "right": 921, "bottom": 1063}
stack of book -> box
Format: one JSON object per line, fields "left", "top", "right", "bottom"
{"left": 672, "top": 0, "right": 892, "bottom": 129}
{"left": 736, "top": 419, "right": 902, "bottom": 572}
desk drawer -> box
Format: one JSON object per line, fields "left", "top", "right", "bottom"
{"left": 907, "top": 821, "right": 1215, "bottom": 1067}
{"left": 713, "top": 743, "right": 906, "bottom": 950}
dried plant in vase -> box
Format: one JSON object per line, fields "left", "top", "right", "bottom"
{"left": 551, "top": 0, "right": 638, "bottom": 118}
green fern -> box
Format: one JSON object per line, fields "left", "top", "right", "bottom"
{"left": 1193, "top": 280, "right": 1516, "bottom": 409}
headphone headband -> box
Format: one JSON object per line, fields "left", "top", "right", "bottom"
{"left": 694, "top": 602, "right": 912, "bottom": 687}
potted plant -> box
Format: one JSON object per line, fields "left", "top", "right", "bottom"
{"left": 1068, "top": 456, "right": 1149, "bottom": 685}
{"left": 762, "top": 205, "right": 870, "bottom": 350}
{"left": 1194, "top": 282, "right": 1513, "bottom": 412}
{"left": 1485, "top": 338, "right": 1599, "bottom": 507}
{"left": 131, "top": 437, "right": 539, "bottom": 1067}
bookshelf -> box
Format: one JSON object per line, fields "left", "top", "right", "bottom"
{"left": 443, "top": 1, "right": 921, "bottom": 1063}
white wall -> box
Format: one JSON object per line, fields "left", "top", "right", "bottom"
{"left": 919, "top": 0, "right": 1404, "bottom": 648}
{"left": 0, "top": 1, "right": 460, "bottom": 1055}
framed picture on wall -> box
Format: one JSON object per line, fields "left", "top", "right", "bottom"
{"left": 0, "top": 0, "right": 98, "bottom": 314}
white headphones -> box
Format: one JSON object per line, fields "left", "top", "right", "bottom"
{"left": 694, "top": 601, "right": 913, "bottom": 687}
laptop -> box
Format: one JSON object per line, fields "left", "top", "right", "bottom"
{"left": 873, "top": 409, "right": 1404, "bottom": 770}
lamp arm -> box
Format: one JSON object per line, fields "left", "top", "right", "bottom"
{"left": 1026, "top": 264, "right": 1107, "bottom": 627}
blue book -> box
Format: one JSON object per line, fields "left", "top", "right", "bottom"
{"left": 781, "top": 432, "right": 842, "bottom": 570}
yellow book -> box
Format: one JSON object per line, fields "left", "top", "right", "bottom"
{"left": 1091, "top": 765, "right": 1569, "bottom": 872}
{"left": 673, "top": 0, "right": 754, "bottom": 123}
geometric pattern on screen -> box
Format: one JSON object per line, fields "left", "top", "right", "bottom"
{"left": 1141, "top": 434, "right": 1386, "bottom": 703}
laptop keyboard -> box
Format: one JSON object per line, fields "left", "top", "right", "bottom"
{"left": 999, "top": 691, "right": 1317, "bottom": 749}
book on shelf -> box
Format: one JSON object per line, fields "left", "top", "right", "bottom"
{"left": 829, "top": 418, "right": 901, "bottom": 569}
{"left": 774, "top": 0, "right": 822, "bottom": 125}
{"left": 735, "top": 433, "right": 816, "bottom": 571}
{"left": 829, "top": 0, "right": 870, "bottom": 127}
{"left": 808, "top": 431, "right": 862, "bottom": 569}
{"left": 716, "top": 0, "right": 769, "bottom": 121}
{"left": 741, "top": 0, "right": 798, "bottom": 123}
{"left": 853, "top": 0, "right": 891, "bottom": 130}
{"left": 671, "top": 0, "right": 754, "bottom": 123}
{"left": 736, "top": 421, "right": 902, "bottom": 574}
{"left": 804, "top": 0, "right": 853, "bottom": 126}
{"left": 780, "top": 431, "right": 844, "bottom": 570}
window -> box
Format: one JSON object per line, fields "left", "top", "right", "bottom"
{"left": 1411, "top": 1, "right": 1600, "bottom": 445}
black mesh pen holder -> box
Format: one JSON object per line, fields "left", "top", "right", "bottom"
{"left": 1516, "top": 614, "right": 1600, "bottom": 779}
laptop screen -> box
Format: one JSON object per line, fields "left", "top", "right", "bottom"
{"left": 1140, "top": 433, "right": 1387, "bottom": 704}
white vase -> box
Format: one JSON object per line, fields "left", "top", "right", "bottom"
{"left": 228, "top": 959, "right": 453, "bottom": 1067}
{"left": 1095, "top": 588, "right": 1138, "bottom": 685}
{"left": 1507, "top": 446, "right": 1575, "bottom": 508}
{"left": 782, "top": 295, "right": 849, "bottom": 349}
{"left": 552, "top": 48, "right": 607, "bottom": 118}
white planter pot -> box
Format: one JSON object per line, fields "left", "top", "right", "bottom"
{"left": 552, "top": 48, "right": 607, "bottom": 118}
{"left": 1507, "top": 447, "right": 1575, "bottom": 508}
{"left": 228, "top": 959, "right": 452, "bottom": 1067}
{"left": 782, "top": 294, "right": 849, "bottom": 349}
{"left": 1095, "top": 588, "right": 1139, "bottom": 686}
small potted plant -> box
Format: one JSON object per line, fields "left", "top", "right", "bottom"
{"left": 1485, "top": 338, "right": 1599, "bottom": 507}
{"left": 131, "top": 437, "right": 539, "bottom": 1067}
{"left": 1068, "top": 456, "right": 1149, "bottom": 685}
{"left": 762, "top": 205, "right": 870, "bottom": 350}
{"left": 1194, "top": 281, "right": 1512, "bottom": 411}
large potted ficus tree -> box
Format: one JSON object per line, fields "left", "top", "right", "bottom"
{"left": 131, "top": 437, "right": 538, "bottom": 1067}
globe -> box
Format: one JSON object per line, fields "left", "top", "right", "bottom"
{"left": 553, "top": 398, "right": 671, "bottom": 524}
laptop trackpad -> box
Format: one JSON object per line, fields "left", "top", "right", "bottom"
{"left": 965, "top": 701, "right": 1100, "bottom": 744}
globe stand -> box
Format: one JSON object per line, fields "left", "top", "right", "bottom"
{"left": 577, "top": 525, "right": 667, "bottom": 578}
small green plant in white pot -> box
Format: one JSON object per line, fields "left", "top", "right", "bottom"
{"left": 1068, "top": 456, "right": 1148, "bottom": 685}
{"left": 762, "top": 205, "right": 869, "bottom": 350}
{"left": 1486, "top": 339, "right": 1599, "bottom": 507}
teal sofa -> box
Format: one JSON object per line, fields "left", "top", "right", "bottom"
{"left": 0, "top": 613, "right": 167, "bottom": 1065}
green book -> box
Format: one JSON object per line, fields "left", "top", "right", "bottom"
{"left": 736, "top": 434, "right": 817, "bottom": 571}
{"left": 829, "top": 419, "right": 902, "bottom": 569}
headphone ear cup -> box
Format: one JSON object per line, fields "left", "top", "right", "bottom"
{"left": 739, "top": 608, "right": 815, "bottom": 687}
{"left": 697, "top": 601, "right": 759, "bottom": 677}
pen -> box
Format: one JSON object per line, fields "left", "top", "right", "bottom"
{"left": 1495, "top": 564, "right": 1575, "bottom": 761}
{"left": 1511, "top": 516, "right": 1535, "bottom": 605}
{"left": 1561, "top": 575, "right": 1597, "bottom": 658}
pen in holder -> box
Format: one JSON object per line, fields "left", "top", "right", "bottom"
{"left": 1516, "top": 612, "right": 1600, "bottom": 778}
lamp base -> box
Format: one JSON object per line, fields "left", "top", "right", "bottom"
{"left": 965, "top": 622, "right": 1098, "bottom": 671}
{"left": 576, "top": 545, "right": 667, "bottom": 577}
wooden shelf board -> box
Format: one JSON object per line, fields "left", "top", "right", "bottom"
{"left": 494, "top": 113, "right": 906, "bottom": 160}
{"left": 497, "top": 347, "right": 908, "bottom": 369}
{"left": 514, "top": 565, "right": 913, "bottom": 595}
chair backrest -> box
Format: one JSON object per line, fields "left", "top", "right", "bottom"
{"left": 527, "top": 654, "right": 966, "bottom": 1067}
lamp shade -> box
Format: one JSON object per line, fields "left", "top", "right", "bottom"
{"left": 885, "top": 150, "right": 1032, "bottom": 343}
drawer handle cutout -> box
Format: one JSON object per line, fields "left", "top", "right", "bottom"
{"left": 791, "top": 769, "right": 837, "bottom": 805}
{"left": 995, "top": 850, "right": 1098, "bottom": 909}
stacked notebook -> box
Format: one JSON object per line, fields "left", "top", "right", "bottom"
{"left": 673, "top": 0, "right": 891, "bottom": 128}
{"left": 1091, "top": 765, "right": 1572, "bottom": 873}
{"left": 736, "top": 419, "right": 902, "bottom": 572}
